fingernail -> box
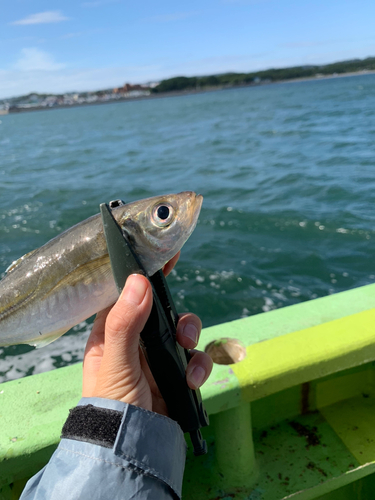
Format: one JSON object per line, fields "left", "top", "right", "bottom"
{"left": 183, "top": 323, "right": 198, "bottom": 344}
{"left": 122, "top": 274, "right": 148, "bottom": 306}
{"left": 187, "top": 366, "right": 206, "bottom": 389}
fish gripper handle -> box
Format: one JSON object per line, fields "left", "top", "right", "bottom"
{"left": 99, "top": 202, "right": 209, "bottom": 456}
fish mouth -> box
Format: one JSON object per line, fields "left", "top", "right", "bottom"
{"left": 195, "top": 193, "right": 203, "bottom": 208}
{"left": 188, "top": 192, "right": 203, "bottom": 230}
{"left": 195, "top": 194, "right": 203, "bottom": 220}
{"left": 185, "top": 191, "right": 203, "bottom": 207}
{"left": 172, "top": 191, "right": 203, "bottom": 238}
{"left": 175, "top": 191, "right": 203, "bottom": 224}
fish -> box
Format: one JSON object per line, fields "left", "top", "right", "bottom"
{"left": 0, "top": 191, "right": 203, "bottom": 348}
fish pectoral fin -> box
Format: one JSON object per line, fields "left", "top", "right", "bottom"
{"left": 29, "top": 328, "right": 70, "bottom": 349}
{"left": 6, "top": 249, "right": 38, "bottom": 274}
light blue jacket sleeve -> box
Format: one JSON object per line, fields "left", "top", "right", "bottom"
{"left": 20, "top": 397, "right": 187, "bottom": 500}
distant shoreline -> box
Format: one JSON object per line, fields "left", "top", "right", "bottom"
{"left": 5, "top": 69, "right": 375, "bottom": 115}
{"left": 275, "top": 69, "right": 375, "bottom": 85}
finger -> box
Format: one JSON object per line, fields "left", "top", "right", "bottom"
{"left": 176, "top": 313, "right": 202, "bottom": 349}
{"left": 99, "top": 274, "right": 153, "bottom": 377}
{"left": 185, "top": 350, "right": 213, "bottom": 390}
{"left": 84, "top": 306, "right": 112, "bottom": 359}
{"left": 163, "top": 251, "right": 180, "bottom": 277}
{"left": 82, "top": 305, "right": 113, "bottom": 397}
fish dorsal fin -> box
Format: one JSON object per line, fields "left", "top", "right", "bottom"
{"left": 5, "top": 249, "right": 37, "bottom": 274}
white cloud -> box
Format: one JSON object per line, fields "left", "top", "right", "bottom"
{"left": 0, "top": 65, "right": 160, "bottom": 100}
{"left": 14, "top": 48, "right": 66, "bottom": 72}
{"left": 11, "top": 11, "right": 69, "bottom": 26}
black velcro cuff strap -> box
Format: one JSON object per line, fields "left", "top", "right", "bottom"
{"left": 61, "top": 404, "right": 123, "bottom": 448}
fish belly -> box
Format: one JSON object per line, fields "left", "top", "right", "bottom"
{"left": 0, "top": 263, "right": 118, "bottom": 347}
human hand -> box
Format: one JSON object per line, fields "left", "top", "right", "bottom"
{"left": 82, "top": 254, "right": 213, "bottom": 416}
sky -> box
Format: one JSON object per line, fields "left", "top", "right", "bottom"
{"left": 1, "top": 0, "right": 375, "bottom": 99}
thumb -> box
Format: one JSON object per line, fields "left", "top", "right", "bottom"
{"left": 94, "top": 274, "right": 153, "bottom": 402}
{"left": 102, "top": 274, "right": 153, "bottom": 367}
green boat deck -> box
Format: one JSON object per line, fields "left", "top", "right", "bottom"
{"left": 2, "top": 283, "right": 375, "bottom": 499}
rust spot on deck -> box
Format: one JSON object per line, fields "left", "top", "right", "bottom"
{"left": 307, "top": 461, "right": 327, "bottom": 477}
{"left": 289, "top": 420, "right": 321, "bottom": 448}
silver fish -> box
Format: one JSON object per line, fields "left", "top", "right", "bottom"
{"left": 0, "top": 191, "right": 203, "bottom": 348}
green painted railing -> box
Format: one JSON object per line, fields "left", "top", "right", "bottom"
{"left": 2, "top": 284, "right": 375, "bottom": 499}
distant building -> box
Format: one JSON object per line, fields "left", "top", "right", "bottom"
{"left": 114, "top": 83, "right": 150, "bottom": 94}
{"left": 43, "top": 96, "right": 58, "bottom": 107}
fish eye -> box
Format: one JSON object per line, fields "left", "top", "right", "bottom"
{"left": 157, "top": 205, "right": 169, "bottom": 220}
{"left": 152, "top": 203, "right": 174, "bottom": 227}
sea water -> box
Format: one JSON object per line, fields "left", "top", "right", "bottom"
{"left": 1, "top": 74, "right": 375, "bottom": 381}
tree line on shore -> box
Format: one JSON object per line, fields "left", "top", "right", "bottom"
{"left": 151, "top": 57, "right": 375, "bottom": 93}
